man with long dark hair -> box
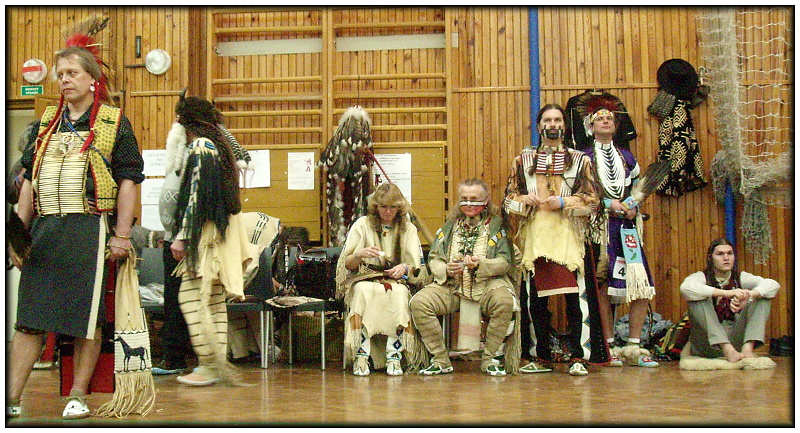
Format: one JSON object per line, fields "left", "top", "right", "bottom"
{"left": 680, "top": 238, "right": 779, "bottom": 362}
{"left": 156, "top": 92, "right": 252, "bottom": 375}
{"left": 167, "top": 94, "right": 255, "bottom": 386}
{"left": 503, "top": 104, "right": 599, "bottom": 376}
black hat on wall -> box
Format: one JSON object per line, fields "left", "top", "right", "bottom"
{"left": 657, "top": 58, "right": 699, "bottom": 101}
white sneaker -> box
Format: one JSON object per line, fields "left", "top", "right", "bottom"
{"left": 386, "top": 359, "right": 403, "bottom": 376}
{"left": 62, "top": 396, "right": 90, "bottom": 420}
{"left": 353, "top": 356, "right": 370, "bottom": 376}
{"left": 419, "top": 361, "right": 454, "bottom": 375}
{"left": 484, "top": 362, "right": 507, "bottom": 377}
{"left": 7, "top": 403, "right": 21, "bottom": 418}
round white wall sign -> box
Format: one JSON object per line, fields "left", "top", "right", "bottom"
{"left": 22, "top": 58, "right": 47, "bottom": 84}
{"left": 145, "top": 49, "right": 172, "bottom": 75}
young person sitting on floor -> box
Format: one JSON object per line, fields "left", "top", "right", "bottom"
{"left": 679, "top": 238, "right": 779, "bottom": 364}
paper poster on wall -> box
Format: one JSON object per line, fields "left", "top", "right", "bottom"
{"left": 140, "top": 204, "right": 164, "bottom": 231}
{"left": 142, "top": 150, "right": 166, "bottom": 177}
{"left": 140, "top": 178, "right": 164, "bottom": 205}
{"left": 373, "top": 153, "right": 412, "bottom": 203}
{"left": 287, "top": 152, "right": 315, "bottom": 190}
{"left": 240, "top": 149, "right": 270, "bottom": 188}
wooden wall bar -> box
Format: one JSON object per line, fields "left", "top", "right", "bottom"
{"left": 331, "top": 8, "right": 447, "bottom": 241}
{"left": 6, "top": 6, "right": 792, "bottom": 337}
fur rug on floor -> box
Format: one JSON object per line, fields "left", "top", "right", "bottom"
{"left": 610, "top": 345, "right": 652, "bottom": 366}
{"left": 679, "top": 342, "right": 776, "bottom": 370}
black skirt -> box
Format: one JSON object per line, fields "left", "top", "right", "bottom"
{"left": 17, "top": 213, "right": 108, "bottom": 339}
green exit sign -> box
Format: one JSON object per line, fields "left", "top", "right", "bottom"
{"left": 21, "top": 85, "right": 43, "bottom": 96}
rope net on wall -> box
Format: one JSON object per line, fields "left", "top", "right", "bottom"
{"left": 698, "top": 7, "right": 792, "bottom": 263}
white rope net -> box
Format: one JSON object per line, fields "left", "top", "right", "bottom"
{"left": 699, "top": 7, "right": 793, "bottom": 207}
{"left": 698, "top": 7, "right": 792, "bottom": 263}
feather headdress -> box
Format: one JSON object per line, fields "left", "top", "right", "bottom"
{"left": 582, "top": 95, "right": 626, "bottom": 137}
{"left": 37, "top": 15, "right": 112, "bottom": 153}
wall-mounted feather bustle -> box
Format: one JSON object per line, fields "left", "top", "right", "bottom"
{"left": 318, "top": 106, "right": 374, "bottom": 246}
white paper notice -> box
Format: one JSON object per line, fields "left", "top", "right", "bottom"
{"left": 141, "top": 204, "right": 164, "bottom": 231}
{"left": 142, "top": 150, "right": 167, "bottom": 177}
{"left": 241, "top": 149, "right": 270, "bottom": 188}
{"left": 373, "top": 153, "right": 412, "bottom": 203}
{"left": 287, "top": 152, "right": 315, "bottom": 190}
{"left": 140, "top": 178, "right": 164, "bottom": 205}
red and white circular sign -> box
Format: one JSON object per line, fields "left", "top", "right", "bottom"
{"left": 22, "top": 58, "right": 47, "bottom": 84}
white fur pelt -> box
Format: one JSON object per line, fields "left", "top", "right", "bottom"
{"left": 165, "top": 121, "right": 188, "bottom": 176}
{"left": 612, "top": 345, "right": 652, "bottom": 366}
{"left": 678, "top": 342, "right": 776, "bottom": 370}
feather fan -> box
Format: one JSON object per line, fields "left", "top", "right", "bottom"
{"left": 622, "top": 160, "right": 671, "bottom": 210}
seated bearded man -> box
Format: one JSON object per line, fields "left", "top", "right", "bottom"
{"left": 410, "top": 178, "right": 521, "bottom": 376}
{"left": 335, "top": 183, "right": 427, "bottom": 376}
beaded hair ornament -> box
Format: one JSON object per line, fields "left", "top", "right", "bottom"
{"left": 589, "top": 108, "right": 615, "bottom": 124}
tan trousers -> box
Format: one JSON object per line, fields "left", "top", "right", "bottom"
{"left": 410, "top": 282, "right": 515, "bottom": 367}
{"left": 178, "top": 274, "right": 229, "bottom": 373}
{"left": 687, "top": 298, "right": 771, "bottom": 358}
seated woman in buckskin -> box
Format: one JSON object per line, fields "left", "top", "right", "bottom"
{"left": 335, "top": 183, "right": 427, "bottom": 376}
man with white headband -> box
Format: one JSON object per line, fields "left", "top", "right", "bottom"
{"left": 410, "top": 178, "right": 521, "bottom": 376}
{"left": 584, "top": 105, "right": 659, "bottom": 368}
{"left": 503, "top": 103, "right": 600, "bottom": 376}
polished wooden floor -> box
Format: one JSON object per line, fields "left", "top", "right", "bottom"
{"left": 7, "top": 355, "right": 793, "bottom": 426}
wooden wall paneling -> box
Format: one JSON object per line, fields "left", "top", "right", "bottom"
{"left": 239, "top": 146, "right": 322, "bottom": 241}
{"left": 622, "top": 8, "right": 634, "bottom": 83}
{"left": 491, "top": 10, "right": 502, "bottom": 186}
{"left": 23, "top": 7, "right": 33, "bottom": 96}
{"left": 570, "top": 8, "right": 582, "bottom": 85}
{"left": 209, "top": 8, "right": 326, "bottom": 241}
{"left": 206, "top": 9, "right": 215, "bottom": 101}
{"left": 630, "top": 8, "right": 643, "bottom": 83}
{"left": 771, "top": 208, "right": 786, "bottom": 338}
{"left": 565, "top": 8, "right": 576, "bottom": 86}
{"left": 596, "top": 8, "right": 609, "bottom": 87}
{"left": 373, "top": 145, "right": 445, "bottom": 238}
{"left": 326, "top": 7, "right": 447, "bottom": 243}
{"left": 48, "top": 7, "right": 58, "bottom": 86}
{"left": 9, "top": 8, "right": 19, "bottom": 96}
